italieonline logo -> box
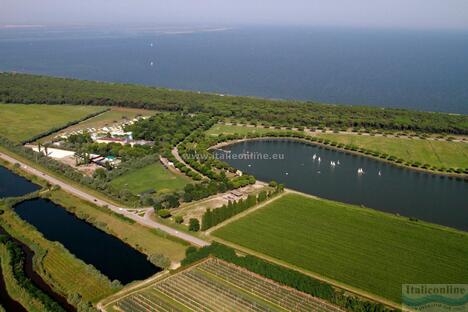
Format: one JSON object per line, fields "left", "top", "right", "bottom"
{"left": 402, "top": 284, "right": 468, "bottom": 312}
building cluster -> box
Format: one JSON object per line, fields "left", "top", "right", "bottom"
{"left": 35, "top": 116, "right": 154, "bottom": 171}
{"left": 57, "top": 116, "right": 153, "bottom": 147}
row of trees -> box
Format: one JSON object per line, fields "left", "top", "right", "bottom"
{"left": 201, "top": 182, "right": 284, "bottom": 230}
{"left": 0, "top": 136, "right": 140, "bottom": 204}
{"left": 182, "top": 243, "right": 396, "bottom": 312}
{"left": 183, "top": 175, "right": 256, "bottom": 203}
{"left": 205, "top": 128, "right": 468, "bottom": 176}
{"left": 1, "top": 73, "right": 465, "bottom": 134}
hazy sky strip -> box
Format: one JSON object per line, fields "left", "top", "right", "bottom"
{"left": 1, "top": 0, "right": 468, "bottom": 30}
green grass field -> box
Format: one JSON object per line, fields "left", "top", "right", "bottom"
{"left": 0, "top": 103, "right": 104, "bottom": 142}
{"left": 111, "top": 163, "right": 191, "bottom": 195}
{"left": 213, "top": 193, "right": 468, "bottom": 303}
{"left": 318, "top": 133, "right": 468, "bottom": 169}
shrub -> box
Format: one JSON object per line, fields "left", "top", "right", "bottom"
{"left": 174, "top": 215, "right": 184, "bottom": 224}
{"left": 189, "top": 218, "right": 200, "bottom": 231}
{"left": 148, "top": 253, "right": 171, "bottom": 269}
{"left": 158, "top": 209, "right": 171, "bottom": 218}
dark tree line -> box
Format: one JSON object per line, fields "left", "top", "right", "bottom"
{"left": 1, "top": 73, "right": 466, "bottom": 134}
{"left": 182, "top": 243, "right": 398, "bottom": 312}
{"left": 201, "top": 184, "right": 283, "bottom": 230}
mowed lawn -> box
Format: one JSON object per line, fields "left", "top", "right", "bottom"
{"left": 318, "top": 133, "right": 468, "bottom": 169}
{"left": 0, "top": 103, "right": 104, "bottom": 142}
{"left": 213, "top": 193, "right": 468, "bottom": 303}
{"left": 111, "top": 163, "right": 191, "bottom": 194}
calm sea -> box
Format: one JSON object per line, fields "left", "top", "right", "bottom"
{"left": 0, "top": 26, "right": 467, "bottom": 113}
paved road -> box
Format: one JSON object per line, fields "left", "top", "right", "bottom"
{"left": 0, "top": 151, "right": 210, "bottom": 247}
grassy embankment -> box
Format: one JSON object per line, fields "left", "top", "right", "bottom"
{"left": 213, "top": 193, "right": 468, "bottom": 304}
{"left": 0, "top": 144, "right": 128, "bottom": 207}
{"left": 317, "top": 133, "right": 468, "bottom": 169}
{"left": 206, "top": 123, "right": 468, "bottom": 171}
{"left": 110, "top": 163, "right": 191, "bottom": 195}
{"left": 0, "top": 103, "right": 104, "bottom": 142}
{"left": 45, "top": 189, "right": 188, "bottom": 262}
{"left": 0, "top": 160, "right": 186, "bottom": 306}
{"left": 1, "top": 157, "right": 187, "bottom": 261}
{"left": 0, "top": 200, "right": 118, "bottom": 303}
{"left": 0, "top": 244, "right": 47, "bottom": 312}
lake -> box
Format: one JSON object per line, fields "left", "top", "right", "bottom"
{"left": 217, "top": 139, "right": 468, "bottom": 231}
{"left": 0, "top": 165, "right": 39, "bottom": 198}
{"left": 1, "top": 26, "right": 467, "bottom": 113}
{"left": 15, "top": 198, "right": 159, "bottom": 284}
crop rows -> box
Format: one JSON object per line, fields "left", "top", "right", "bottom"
{"left": 116, "top": 292, "right": 182, "bottom": 312}
{"left": 110, "top": 258, "right": 342, "bottom": 312}
{"left": 197, "top": 259, "right": 341, "bottom": 312}
{"left": 155, "top": 268, "right": 272, "bottom": 311}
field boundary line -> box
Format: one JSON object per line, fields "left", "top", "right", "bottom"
{"left": 99, "top": 258, "right": 212, "bottom": 311}
{"left": 198, "top": 258, "right": 343, "bottom": 312}
{"left": 98, "top": 270, "right": 171, "bottom": 311}
{"left": 204, "top": 191, "right": 288, "bottom": 234}
{"left": 211, "top": 237, "right": 401, "bottom": 310}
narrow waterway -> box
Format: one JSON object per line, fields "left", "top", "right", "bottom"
{"left": 0, "top": 267, "right": 27, "bottom": 312}
{"left": 0, "top": 226, "right": 74, "bottom": 311}
{"left": 0, "top": 166, "right": 39, "bottom": 198}
{"left": 216, "top": 139, "right": 468, "bottom": 231}
{"left": 14, "top": 198, "right": 160, "bottom": 284}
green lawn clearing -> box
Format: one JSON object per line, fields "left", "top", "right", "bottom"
{"left": 318, "top": 133, "right": 468, "bottom": 169}
{"left": 213, "top": 193, "right": 468, "bottom": 303}
{"left": 111, "top": 163, "right": 191, "bottom": 195}
{"left": 0, "top": 103, "right": 104, "bottom": 142}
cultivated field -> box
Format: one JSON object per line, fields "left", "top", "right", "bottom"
{"left": 104, "top": 258, "right": 341, "bottom": 312}
{"left": 111, "top": 163, "right": 192, "bottom": 195}
{"left": 0, "top": 103, "right": 104, "bottom": 142}
{"left": 318, "top": 133, "right": 468, "bottom": 169}
{"left": 212, "top": 193, "right": 468, "bottom": 303}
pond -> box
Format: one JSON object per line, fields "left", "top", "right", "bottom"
{"left": 0, "top": 165, "right": 39, "bottom": 198}
{"left": 15, "top": 198, "right": 160, "bottom": 284}
{"left": 216, "top": 139, "right": 468, "bottom": 231}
